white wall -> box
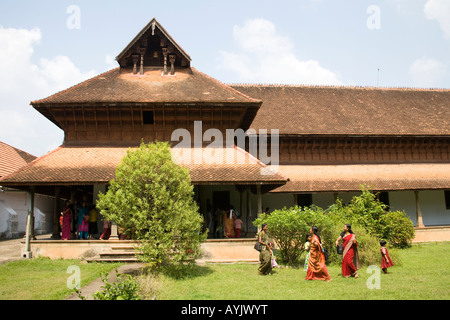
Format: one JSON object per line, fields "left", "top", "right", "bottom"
{"left": 0, "top": 191, "right": 54, "bottom": 238}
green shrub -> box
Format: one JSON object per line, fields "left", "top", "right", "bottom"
{"left": 254, "top": 206, "right": 339, "bottom": 266}
{"left": 97, "top": 142, "right": 207, "bottom": 268}
{"left": 378, "top": 210, "right": 415, "bottom": 248}
{"left": 93, "top": 270, "right": 141, "bottom": 300}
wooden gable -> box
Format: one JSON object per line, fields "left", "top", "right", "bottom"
{"left": 116, "top": 18, "right": 191, "bottom": 74}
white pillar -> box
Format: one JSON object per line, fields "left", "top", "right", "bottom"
{"left": 23, "top": 187, "right": 35, "bottom": 259}
{"left": 414, "top": 191, "right": 425, "bottom": 228}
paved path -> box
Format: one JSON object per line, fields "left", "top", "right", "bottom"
{"left": 65, "top": 263, "right": 146, "bottom": 300}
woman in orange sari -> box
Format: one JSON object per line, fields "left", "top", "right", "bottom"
{"left": 341, "top": 224, "right": 361, "bottom": 278}
{"left": 305, "top": 226, "right": 332, "bottom": 281}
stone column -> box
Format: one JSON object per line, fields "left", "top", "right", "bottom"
{"left": 52, "top": 187, "right": 61, "bottom": 239}
{"left": 109, "top": 221, "right": 119, "bottom": 240}
{"left": 414, "top": 191, "right": 425, "bottom": 228}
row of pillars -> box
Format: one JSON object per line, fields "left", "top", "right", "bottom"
{"left": 21, "top": 186, "right": 425, "bottom": 258}
{"left": 132, "top": 48, "right": 176, "bottom": 76}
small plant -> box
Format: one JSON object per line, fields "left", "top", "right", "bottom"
{"left": 76, "top": 269, "right": 141, "bottom": 300}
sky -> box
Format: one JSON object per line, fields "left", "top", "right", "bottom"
{"left": 0, "top": 0, "right": 449, "bottom": 157}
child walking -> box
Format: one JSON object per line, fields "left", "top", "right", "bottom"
{"left": 303, "top": 233, "right": 312, "bottom": 271}
{"left": 380, "top": 240, "right": 394, "bottom": 274}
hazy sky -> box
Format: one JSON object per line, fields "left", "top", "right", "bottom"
{"left": 0, "top": 0, "right": 449, "bottom": 157}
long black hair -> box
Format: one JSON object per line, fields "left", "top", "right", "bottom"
{"left": 345, "top": 224, "right": 354, "bottom": 234}
{"left": 311, "top": 226, "right": 321, "bottom": 243}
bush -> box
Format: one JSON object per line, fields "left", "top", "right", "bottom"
{"left": 253, "top": 206, "right": 338, "bottom": 266}
{"left": 378, "top": 210, "right": 415, "bottom": 248}
{"left": 330, "top": 186, "right": 416, "bottom": 248}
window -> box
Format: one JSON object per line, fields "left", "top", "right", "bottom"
{"left": 378, "top": 192, "right": 390, "bottom": 209}
{"left": 143, "top": 111, "right": 154, "bottom": 124}
{"left": 297, "top": 194, "right": 312, "bottom": 208}
{"left": 445, "top": 191, "right": 450, "bottom": 210}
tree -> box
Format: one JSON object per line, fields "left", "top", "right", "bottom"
{"left": 96, "top": 142, "right": 207, "bottom": 268}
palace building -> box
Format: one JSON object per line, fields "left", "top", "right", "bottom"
{"left": 1, "top": 18, "right": 449, "bottom": 252}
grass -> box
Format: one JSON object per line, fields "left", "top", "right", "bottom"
{"left": 0, "top": 257, "right": 122, "bottom": 300}
{"left": 0, "top": 242, "right": 448, "bottom": 300}
{"left": 153, "top": 241, "right": 450, "bottom": 300}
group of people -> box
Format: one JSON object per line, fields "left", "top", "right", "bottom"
{"left": 60, "top": 200, "right": 111, "bottom": 240}
{"left": 257, "top": 224, "right": 394, "bottom": 279}
{"left": 210, "top": 207, "right": 244, "bottom": 239}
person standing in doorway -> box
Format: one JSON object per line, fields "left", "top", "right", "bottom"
{"left": 88, "top": 205, "right": 98, "bottom": 239}
{"left": 234, "top": 215, "right": 243, "bottom": 238}
{"left": 61, "top": 200, "right": 72, "bottom": 240}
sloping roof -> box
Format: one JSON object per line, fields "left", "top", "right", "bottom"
{"left": 0, "top": 145, "right": 286, "bottom": 186}
{"left": 0, "top": 142, "right": 36, "bottom": 179}
{"left": 31, "top": 67, "right": 260, "bottom": 105}
{"left": 231, "top": 85, "right": 450, "bottom": 136}
{"left": 271, "top": 163, "right": 450, "bottom": 193}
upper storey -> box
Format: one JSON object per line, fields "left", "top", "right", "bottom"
{"left": 30, "top": 18, "right": 261, "bottom": 146}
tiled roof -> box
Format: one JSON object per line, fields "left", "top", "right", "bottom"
{"left": 270, "top": 163, "right": 450, "bottom": 193}
{"left": 231, "top": 85, "right": 450, "bottom": 136}
{"left": 31, "top": 67, "right": 260, "bottom": 105}
{"left": 0, "top": 145, "right": 286, "bottom": 186}
{"left": 0, "top": 142, "right": 36, "bottom": 179}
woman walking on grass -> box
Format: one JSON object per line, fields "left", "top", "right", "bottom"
{"left": 341, "top": 224, "right": 361, "bottom": 278}
{"left": 305, "top": 226, "right": 332, "bottom": 282}
{"left": 258, "top": 224, "right": 273, "bottom": 275}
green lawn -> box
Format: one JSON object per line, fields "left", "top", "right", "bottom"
{"left": 0, "top": 258, "right": 122, "bottom": 300}
{"left": 154, "top": 241, "right": 450, "bottom": 300}
{"left": 0, "top": 242, "right": 448, "bottom": 300}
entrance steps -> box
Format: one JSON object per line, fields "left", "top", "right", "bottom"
{"left": 87, "top": 238, "right": 260, "bottom": 263}
{"left": 87, "top": 244, "right": 140, "bottom": 263}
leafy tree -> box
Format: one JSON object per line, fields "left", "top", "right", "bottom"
{"left": 97, "top": 142, "right": 207, "bottom": 268}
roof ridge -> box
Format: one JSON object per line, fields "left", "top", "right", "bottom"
{"left": 30, "top": 68, "right": 120, "bottom": 105}
{"left": 228, "top": 83, "right": 450, "bottom": 91}
{"left": 191, "top": 68, "right": 262, "bottom": 103}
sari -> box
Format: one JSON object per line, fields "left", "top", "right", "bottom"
{"left": 61, "top": 206, "right": 72, "bottom": 240}
{"left": 305, "top": 234, "right": 332, "bottom": 281}
{"left": 381, "top": 247, "right": 394, "bottom": 269}
{"left": 258, "top": 231, "right": 272, "bottom": 275}
{"left": 223, "top": 210, "right": 235, "bottom": 238}
{"left": 342, "top": 233, "right": 361, "bottom": 277}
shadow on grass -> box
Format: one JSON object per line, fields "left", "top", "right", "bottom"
{"left": 141, "top": 263, "right": 214, "bottom": 280}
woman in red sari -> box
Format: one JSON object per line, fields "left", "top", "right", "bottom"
{"left": 341, "top": 224, "right": 361, "bottom": 278}
{"left": 305, "top": 226, "right": 332, "bottom": 282}
{"left": 61, "top": 200, "right": 72, "bottom": 240}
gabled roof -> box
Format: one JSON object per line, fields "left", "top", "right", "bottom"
{"left": 0, "top": 141, "right": 36, "bottom": 179}
{"left": 116, "top": 17, "right": 191, "bottom": 67}
{"left": 232, "top": 85, "right": 450, "bottom": 136}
